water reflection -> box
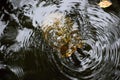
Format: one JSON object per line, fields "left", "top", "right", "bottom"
{"left": 0, "top": 0, "right": 120, "bottom": 80}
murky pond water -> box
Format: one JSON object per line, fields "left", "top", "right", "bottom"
{"left": 0, "top": 0, "right": 120, "bottom": 80}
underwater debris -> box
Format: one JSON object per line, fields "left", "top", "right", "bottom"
{"left": 41, "top": 12, "right": 84, "bottom": 58}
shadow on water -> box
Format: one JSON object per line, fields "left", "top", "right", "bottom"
{"left": 0, "top": 0, "right": 120, "bottom": 80}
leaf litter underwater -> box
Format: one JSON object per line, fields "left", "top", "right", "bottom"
{"left": 0, "top": 0, "right": 120, "bottom": 80}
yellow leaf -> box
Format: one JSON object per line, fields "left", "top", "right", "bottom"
{"left": 98, "top": 0, "right": 112, "bottom": 8}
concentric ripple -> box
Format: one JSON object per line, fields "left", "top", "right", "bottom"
{"left": 0, "top": 0, "right": 120, "bottom": 80}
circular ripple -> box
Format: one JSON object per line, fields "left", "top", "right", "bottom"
{"left": 0, "top": 0, "right": 120, "bottom": 80}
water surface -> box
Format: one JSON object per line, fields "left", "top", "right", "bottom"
{"left": 0, "top": 0, "right": 120, "bottom": 80}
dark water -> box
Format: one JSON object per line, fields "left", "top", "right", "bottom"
{"left": 0, "top": 0, "right": 120, "bottom": 80}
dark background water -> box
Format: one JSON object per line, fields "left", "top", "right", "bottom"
{"left": 0, "top": 0, "right": 120, "bottom": 80}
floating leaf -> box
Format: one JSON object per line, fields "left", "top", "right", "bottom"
{"left": 98, "top": 0, "right": 112, "bottom": 8}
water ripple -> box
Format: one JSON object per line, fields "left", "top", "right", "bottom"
{"left": 0, "top": 0, "right": 120, "bottom": 80}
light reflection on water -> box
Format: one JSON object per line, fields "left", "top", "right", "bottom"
{"left": 0, "top": 0, "right": 120, "bottom": 80}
